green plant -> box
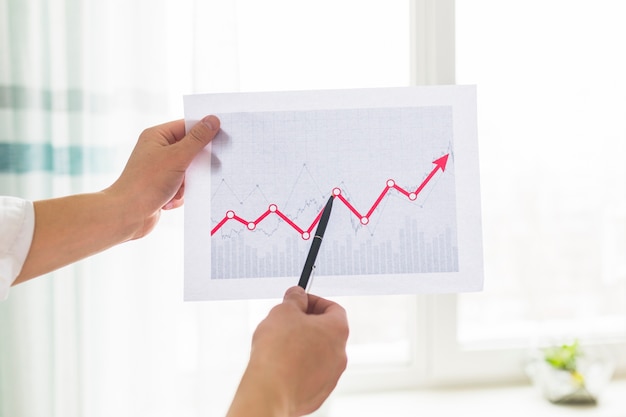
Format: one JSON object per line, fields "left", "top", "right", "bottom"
{"left": 544, "top": 340, "right": 585, "bottom": 386}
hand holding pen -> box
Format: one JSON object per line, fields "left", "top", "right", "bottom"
{"left": 227, "top": 286, "right": 349, "bottom": 417}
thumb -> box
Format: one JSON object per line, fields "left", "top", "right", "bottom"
{"left": 176, "top": 115, "right": 221, "bottom": 162}
{"left": 282, "top": 285, "right": 309, "bottom": 312}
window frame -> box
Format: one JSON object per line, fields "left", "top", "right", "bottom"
{"left": 192, "top": 0, "right": 626, "bottom": 394}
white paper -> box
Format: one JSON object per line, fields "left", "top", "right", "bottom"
{"left": 183, "top": 86, "right": 483, "bottom": 300}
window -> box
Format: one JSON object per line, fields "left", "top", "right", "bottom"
{"left": 4, "top": 2, "right": 625, "bottom": 416}
{"left": 446, "top": 0, "right": 626, "bottom": 382}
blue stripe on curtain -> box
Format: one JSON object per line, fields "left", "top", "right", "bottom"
{"left": 0, "top": 86, "right": 115, "bottom": 175}
{"left": 0, "top": 143, "right": 114, "bottom": 175}
{"left": 0, "top": 85, "right": 108, "bottom": 112}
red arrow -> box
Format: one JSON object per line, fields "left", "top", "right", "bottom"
{"left": 414, "top": 154, "right": 449, "bottom": 195}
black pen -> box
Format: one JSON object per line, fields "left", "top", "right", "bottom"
{"left": 298, "top": 195, "right": 334, "bottom": 290}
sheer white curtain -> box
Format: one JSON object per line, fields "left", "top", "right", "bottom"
{"left": 0, "top": 1, "right": 205, "bottom": 416}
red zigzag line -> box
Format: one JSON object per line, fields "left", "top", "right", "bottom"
{"left": 211, "top": 154, "right": 449, "bottom": 240}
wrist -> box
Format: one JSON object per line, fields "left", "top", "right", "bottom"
{"left": 98, "top": 188, "right": 142, "bottom": 242}
{"left": 101, "top": 184, "right": 159, "bottom": 241}
{"left": 227, "top": 363, "right": 291, "bottom": 417}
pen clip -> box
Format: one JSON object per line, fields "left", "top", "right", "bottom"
{"left": 305, "top": 265, "right": 316, "bottom": 293}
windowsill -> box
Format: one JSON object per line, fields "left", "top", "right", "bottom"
{"left": 326, "top": 379, "right": 626, "bottom": 417}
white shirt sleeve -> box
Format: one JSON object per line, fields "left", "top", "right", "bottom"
{"left": 0, "top": 196, "right": 35, "bottom": 301}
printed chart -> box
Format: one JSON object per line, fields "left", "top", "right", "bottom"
{"left": 209, "top": 106, "right": 456, "bottom": 279}
{"left": 184, "top": 87, "right": 483, "bottom": 300}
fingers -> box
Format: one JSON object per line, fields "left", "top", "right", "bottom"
{"left": 306, "top": 293, "right": 345, "bottom": 316}
{"left": 156, "top": 119, "right": 187, "bottom": 144}
{"left": 282, "top": 286, "right": 347, "bottom": 322}
{"left": 282, "top": 285, "right": 309, "bottom": 312}
{"left": 178, "top": 115, "right": 221, "bottom": 159}
{"left": 304, "top": 292, "right": 349, "bottom": 340}
{"left": 162, "top": 178, "right": 186, "bottom": 210}
{"left": 155, "top": 115, "right": 221, "bottom": 163}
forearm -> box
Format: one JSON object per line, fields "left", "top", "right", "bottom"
{"left": 14, "top": 190, "right": 141, "bottom": 284}
{"left": 9, "top": 116, "right": 220, "bottom": 286}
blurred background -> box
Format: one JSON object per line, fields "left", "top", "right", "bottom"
{"left": 1, "top": 0, "right": 625, "bottom": 416}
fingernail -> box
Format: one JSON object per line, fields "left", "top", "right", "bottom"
{"left": 202, "top": 115, "right": 217, "bottom": 131}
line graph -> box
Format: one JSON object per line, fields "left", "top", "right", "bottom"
{"left": 204, "top": 104, "right": 459, "bottom": 280}
{"left": 211, "top": 154, "right": 449, "bottom": 238}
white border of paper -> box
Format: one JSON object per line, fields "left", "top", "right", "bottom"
{"left": 183, "top": 86, "right": 482, "bottom": 300}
